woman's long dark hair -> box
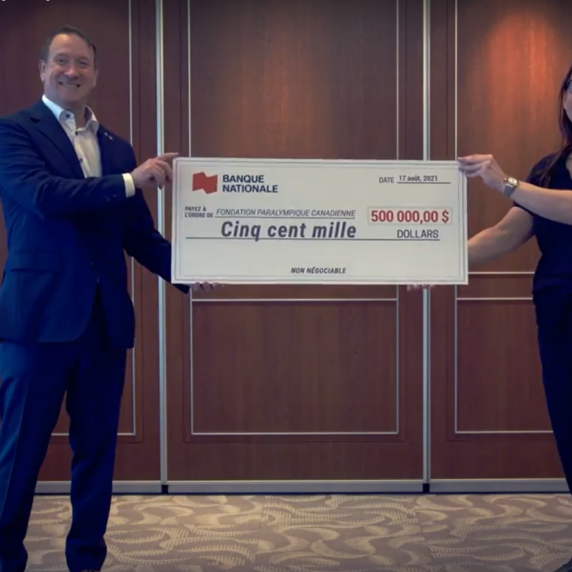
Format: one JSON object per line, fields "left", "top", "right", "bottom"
{"left": 537, "top": 65, "right": 572, "bottom": 186}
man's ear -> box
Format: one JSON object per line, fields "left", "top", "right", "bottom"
{"left": 38, "top": 59, "right": 47, "bottom": 82}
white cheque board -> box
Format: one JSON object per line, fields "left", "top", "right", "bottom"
{"left": 170, "top": 158, "right": 467, "bottom": 285}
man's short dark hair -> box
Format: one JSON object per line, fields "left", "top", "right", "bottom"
{"left": 40, "top": 25, "right": 97, "bottom": 67}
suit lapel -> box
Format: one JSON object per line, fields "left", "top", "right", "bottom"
{"left": 97, "top": 127, "right": 115, "bottom": 176}
{"left": 29, "top": 101, "right": 84, "bottom": 178}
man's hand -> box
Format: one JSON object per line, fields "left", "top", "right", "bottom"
{"left": 189, "top": 282, "right": 223, "bottom": 292}
{"left": 131, "top": 153, "right": 179, "bottom": 191}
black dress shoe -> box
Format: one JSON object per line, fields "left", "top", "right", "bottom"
{"left": 555, "top": 559, "right": 572, "bottom": 571}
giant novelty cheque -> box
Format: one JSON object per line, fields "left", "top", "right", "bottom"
{"left": 170, "top": 158, "right": 467, "bottom": 285}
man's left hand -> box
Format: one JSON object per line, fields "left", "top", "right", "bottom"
{"left": 190, "top": 282, "right": 222, "bottom": 292}
{"left": 457, "top": 154, "right": 506, "bottom": 193}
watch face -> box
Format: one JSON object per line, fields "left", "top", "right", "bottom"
{"left": 504, "top": 177, "right": 518, "bottom": 197}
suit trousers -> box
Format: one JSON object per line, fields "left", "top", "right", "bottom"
{"left": 0, "top": 290, "right": 126, "bottom": 572}
{"left": 535, "top": 289, "right": 572, "bottom": 493}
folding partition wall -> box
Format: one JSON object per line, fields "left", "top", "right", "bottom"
{"left": 0, "top": 0, "right": 569, "bottom": 493}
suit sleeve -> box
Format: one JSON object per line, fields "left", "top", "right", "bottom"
{"left": 121, "top": 148, "right": 189, "bottom": 293}
{"left": 0, "top": 118, "right": 129, "bottom": 217}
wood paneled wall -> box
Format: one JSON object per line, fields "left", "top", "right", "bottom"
{"left": 0, "top": 0, "right": 570, "bottom": 492}
{"left": 430, "top": 0, "right": 572, "bottom": 488}
{"left": 0, "top": 0, "right": 163, "bottom": 487}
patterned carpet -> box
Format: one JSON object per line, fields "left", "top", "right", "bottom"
{"left": 25, "top": 494, "right": 572, "bottom": 571}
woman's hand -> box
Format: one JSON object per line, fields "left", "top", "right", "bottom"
{"left": 406, "top": 284, "right": 435, "bottom": 291}
{"left": 458, "top": 154, "right": 507, "bottom": 193}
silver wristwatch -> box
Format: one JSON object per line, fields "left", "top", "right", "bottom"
{"left": 502, "top": 176, "right": 519, "bottom": 198}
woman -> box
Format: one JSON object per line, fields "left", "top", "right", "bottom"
{"left": 458, "top": 66, "right": 572, "bottom": 572}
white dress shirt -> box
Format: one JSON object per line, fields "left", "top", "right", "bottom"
{"left": 41, "top": 95, "right": 135, "bottom": 196}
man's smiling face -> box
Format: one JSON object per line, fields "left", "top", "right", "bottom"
{"left": 39, "top": 32, "right": 98, "bottom": 112}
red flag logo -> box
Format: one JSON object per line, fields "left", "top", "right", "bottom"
{"left": 192, "top": 172, "right": 218, "bottom": 194}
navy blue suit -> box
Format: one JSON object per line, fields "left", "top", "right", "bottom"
{"left": 0, "top": 99, "right": 186, "bottom": 572}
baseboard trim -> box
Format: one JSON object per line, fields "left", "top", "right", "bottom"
{"left": 429, "top": 479, "right": 569, "bottom": 493}
{"left": 35, "top": 481, "right": 162, "bottom": 494}
{"left": 34, "top": 479, "right": 566, "bottom": 495}
{"left": 167, "top": 480, "right": 424, "bottom": 494}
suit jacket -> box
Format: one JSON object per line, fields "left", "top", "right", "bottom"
{"left": 0, "top": 99, "right": 187, "bottom": 349}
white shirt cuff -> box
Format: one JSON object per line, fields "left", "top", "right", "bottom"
{"left": 123, "top": 173, "right": 136, "bottom": 197}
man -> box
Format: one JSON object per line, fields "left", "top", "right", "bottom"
{"left": 0, "top": 25, "right": 207, "bottom": 572}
